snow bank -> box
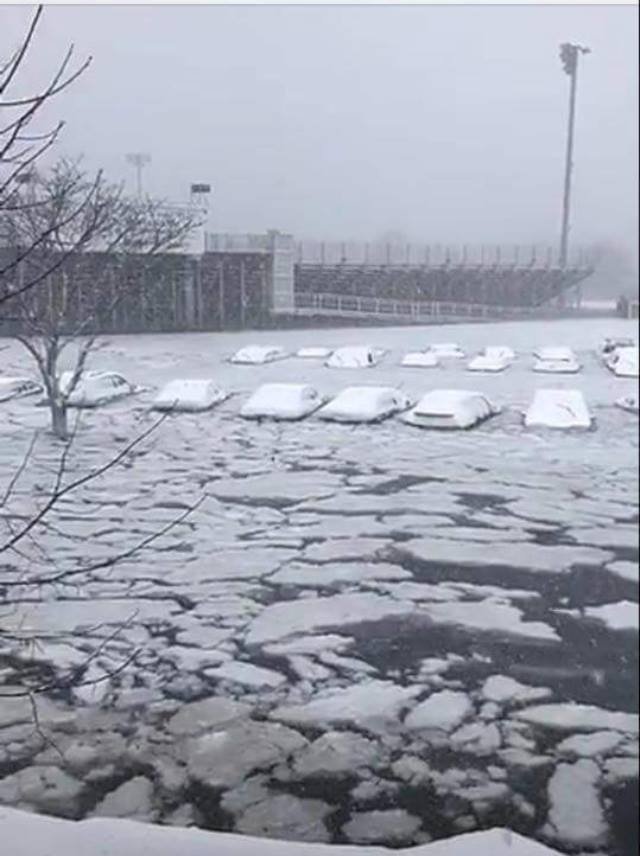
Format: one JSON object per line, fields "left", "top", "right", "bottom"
{"left": 403, "top": 389, "right": 496, "bottom": 430}
{"left": 524, "top": 389, "right": 591, "bottom": 429}
{"left": 229, "top": 345, "right": 288, "bottom": 365}
{"left": 400, "top": 351, "right": 440, "bottom": 368}
{"left": 152, "top": 379, "right": 227, "bottom": 412}
{"left": 0, "top": 807, "right": 568, "bottom": 856}
{"left": 325, "top": 346, "right": 384, "bottom": 368}
{"left": 240, "top": 383, "right": 324, "bottom": 421}
{"left": 317, "top": 386, "right": 411, "bottom": 423}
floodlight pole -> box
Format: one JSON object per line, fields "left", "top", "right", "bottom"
{"left": 559, "top": 43, "right": 590, "bottom": 268}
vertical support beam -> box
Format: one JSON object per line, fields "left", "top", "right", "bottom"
{"left": 218, "top": 260, "right": 225, "bottom": 330}
{"left": 240, "top": 257, "right": 246, "bottom": 328}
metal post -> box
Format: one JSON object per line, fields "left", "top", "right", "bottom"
{"left": 218, "top": 261, "right": 225, "bottom": 329}
{"left": 240, "top": 258, "right": 246, "bottom": 328}
{"left": 559, "top": 43, "right": 590, "bottom": 268}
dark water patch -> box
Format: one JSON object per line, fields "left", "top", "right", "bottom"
{"left": 606, "top": 779, "right": 639, "bottom": 856}
{"left": 183, "top": 780, "right": 235, "bottom": 832}
{"left": 356, "top": 475, "right": 447, "bottom": 496}
{"left": 454, "top": 492, "right": 513, "bottom": 512}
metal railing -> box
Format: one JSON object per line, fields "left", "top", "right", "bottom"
{"left": 291, "top": 291, "right": 542, "bottom": 320}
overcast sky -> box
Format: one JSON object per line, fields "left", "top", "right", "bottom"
{"left": 3, "top": 4, "right": 638, "bottom": 258}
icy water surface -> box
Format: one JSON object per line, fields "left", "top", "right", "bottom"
{"left": 0, "top": 318, "right": 638, "bottom": 853}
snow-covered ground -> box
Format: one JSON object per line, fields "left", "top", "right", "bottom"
{"left": 0, "top": 318, "right": 637, "bottom": 855}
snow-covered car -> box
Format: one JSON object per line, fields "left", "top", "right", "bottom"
{"left": 317, "top": 385, "right": 411, "bottom": 424}
{"left": 532, "top": 347, "right": 581, "bottom": 374}
{"left": 524, "top": 389, "right": 592, "bottom": 429}
{"left": 467, "top": 348, "right": 512, "bottom": 373}
{"left": 60, "top": 370, "right": 137, "bottom": 408}
{"left": 615, "top": 395, "right": 639, "bottom": 414}
{"left": 240, "top": 383, "right": 324, "bottom": 421}
{"left": 401, "top": 351, "right": 440, "bottom": 368}
{"left": 229, "top": 345, "right": 288, "bottom": 365}
{"left": 152, "top": 379, "right": 228, "bottom": 412}
{"left": 325, "top": 346, "right": 385, "bottom": 368}
{"left": 295, "top": 346, "right": 334, "bottom": 359}
{"left": 402, "top": 389, "right": 497, "bottom": 430}
{"left": 599, "top": 337, "right": 635, "bottom": 358}
{"left": 0, "top": 376, "right": 43, "bottom": 403}
{"left": 426, "top": 343, "right": 466, "bottom": 359}
{"left": 606, "top": 346, "right": 639, "bottom": 378}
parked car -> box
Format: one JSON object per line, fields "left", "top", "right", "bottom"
{"left": 524, "top": 389, "right": 591, "bottom": 429}
{"left": 467, "top": 347, "right": 513, "bottom": 373}
{"left": 59, "top": 370, "right": 137, "bottom": 408}
{"left": 532, "top": 347, "right": 581, "bottom": 374}
{"left": 426, "top": 343, "right": 466, "bottom": 359}
{"left": 153, "top": 379, "right": 228, "bottom": 412}
{"left": 296, "top": 347, "right": 334, "bottom": 359}
{"left": 325, "top": 346, "right": 385, "bottom": 368}
{"left": 0, "top": 377, "right": 43, "bottom": 403}
{"left": 229, "top": 345, "right": 288, "bottom": 365}
{"left": 606, "top": 346, "right": 639, "bottom": 378}
{"left": 240, "top": 383, "right": 324, "bottom": 421}
{"left": 403, "top": 389, "right": 497, "bottom": 429}
{"left": 401, "top": 351, "right": 440, "bottom": 368}
{"left": 615, "top": 395, "right": 639, "bottom": 414}
{"left": 317, "top": 386, "right": 411, "bottom": 424}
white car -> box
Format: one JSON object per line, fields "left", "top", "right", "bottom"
{"left": 317, "top": 386, "right": 411, "bottom": 424}
{"left": 240, "top": 383, "right": 324, "bottom": 421}
{"left": 467, "top": 347, "right": 513, "bottom": 373}
{"left": 403, "top": 389, "right": 497, "bottom": 430}
{"left": 599, "top": 337, "right": 635, "bottom": 358}
{"left": 532, "top": 347, "right": 581, "bottom": 374}
{"left": 325, "top": 346, "right": 385, "bottom": 368}
{"left": 229, "top": 345, "right": 288, "bottom": 365}
{"left": 0, "top": 376, "right": 43, "bottom": 403}
{"left": 153, "top": 379, "right": 228, "bottom": 412}
{"left": 60, "top": 371, "right": 137, "bottom": 408}
{"left": 296, "top": 346, "right": 334, "bottom": 359}
{"left": 401, "top": 351, "right": 440, "bottom": 368}
{"left": 524, "top": 389, "right": 591, "bottom": 429}
{"left": 615, "top": 395, "right": 639, "bottom": 414}
{"left": 427, "top": 343, "right": 466, "bottom": 359}
{"left": 606, "top": 346, "right": 639, "bottom": 378}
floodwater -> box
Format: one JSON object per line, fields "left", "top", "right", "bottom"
{"left": 0, "top": 317, "right": 638, "bottom": 853}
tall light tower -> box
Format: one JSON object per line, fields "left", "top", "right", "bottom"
{"left": 558, "top": 42, "right": 590, "bottom": 268}
{"left": 126, "top": 152, "right": 151, "bottom": 197}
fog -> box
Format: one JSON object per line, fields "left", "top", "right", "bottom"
{"left": 2, "top": 4, "right": 638, "bottom": 257}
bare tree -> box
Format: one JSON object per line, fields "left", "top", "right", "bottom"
{"left": 1, "top": 5, "right": 92, "bottom": 307}
{"left": 0, "top": 412, "right": 203, "bottom": 707}
{"left": 5, "top": 158, "right": 201, "bottom": 439}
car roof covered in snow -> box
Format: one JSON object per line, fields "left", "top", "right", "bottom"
{"left": 413, "top": 389, "right": 491, "bottom": 415}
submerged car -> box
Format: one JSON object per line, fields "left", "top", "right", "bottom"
{"left": 524, "top": 389, "right": 592, "bottom": 429}
{"left": 403, "top": 389, "right": 497, "bottom": 430}
{"left": 532, "top": 347, "right": 581, "bottom": 374}
{"left": 615, "top": 395, "right": 639, "bottom": 414}
{"left": 240, "top": 383, "right": 324, "bottom": 421}
{"left": 229, "top": 345, "right": 288, "bottom": 365}
{"left": 59, "top": 370, "right": 137, "bottom": 408}
{"left": 401, "top": 351, "right": 440, "bottom": 368}
{"left": 317, "top": 385, "right": 411, "bottom": 424}
{"left": 467, "top": 347, "right": 513, "bottom": 373}
{"left": 0, "top": 376, "right": 43, "bottom": 403}
{"left": 606, "top": 346, "right": 639, "bottom": 378}
{"left": 153, "top": 379, "right": 228, "bottom": 412}
{"left": 296, "top": 346, "right": 334, "bottom": 359}
{"left": 325, "top": 346, "right": 385, "bottom": 368}
{"left": 427, "top": 343, "right": 466, "bottom": 359}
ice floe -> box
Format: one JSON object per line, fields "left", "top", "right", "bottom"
{"left": 404, "top": 690, "right": 473, "bottom": 732}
